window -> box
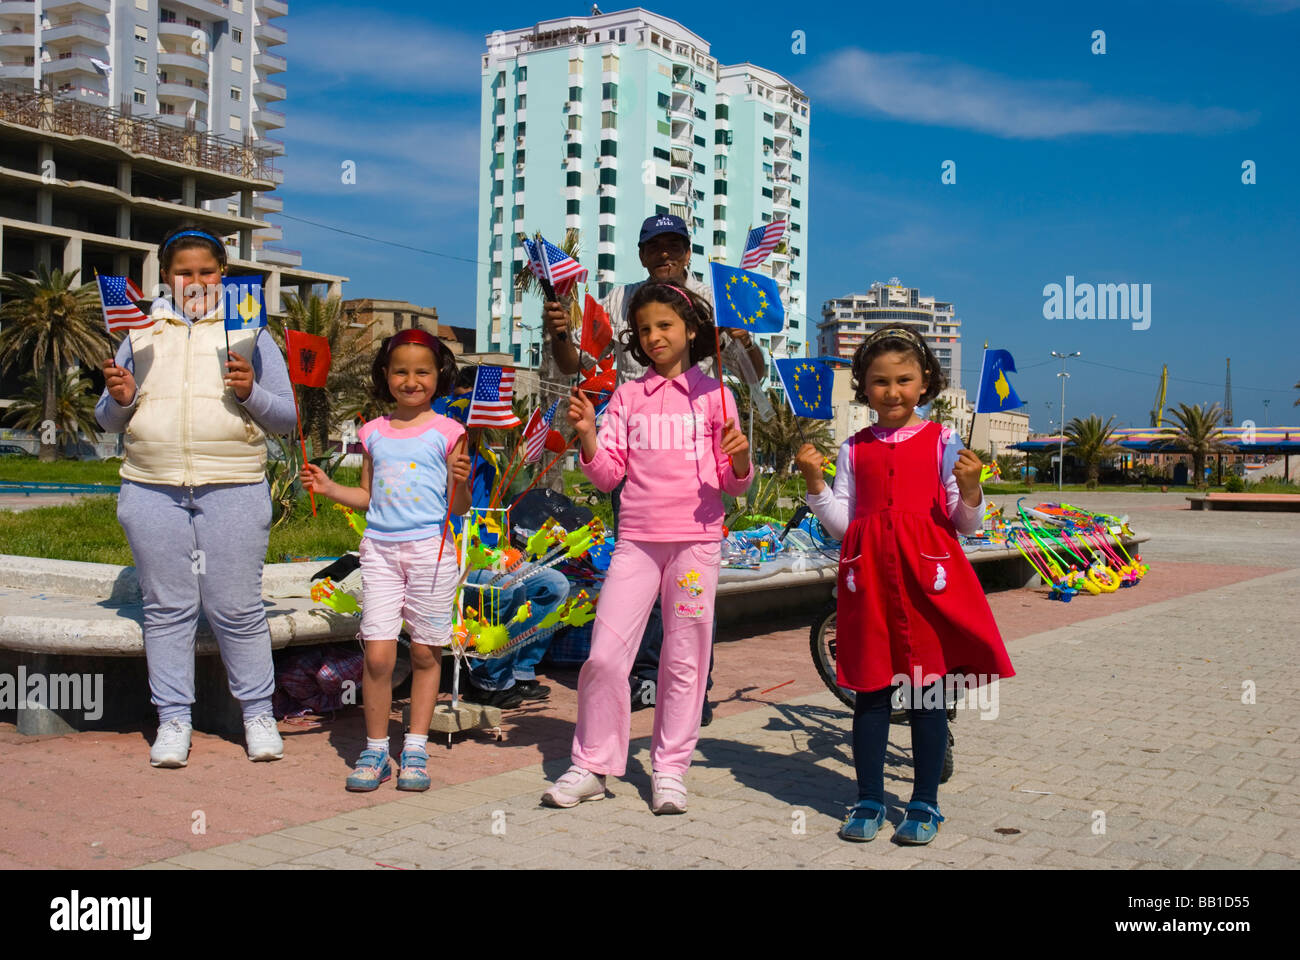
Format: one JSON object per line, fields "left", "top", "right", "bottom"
{"left": 492, "top": 207, "right": 503, "bottom": 224}
{"left": 791, "top": 271, "right": 801, "bottom": 282}
{"left": 602, "top": 82, "right": 617, "bottom": 99}
{"left": 657, "top": 120, "right": 670, "bottom": 136}
{"left": 230, "top": 86, "right": 242, "bottom": 101}
{"left": 599, "top": 225, "right": 615, "bottom": 242}
{"left": 569, "top": 85, "right": 581, "bottom": 101}
{"left": 133, "top": 88, "right": 147, "bottom": 105}
{"left": 232, "top": 27, "right": 243, "bottom": 44}
{"left": 713, "top": 204, "right": 726, "bottom": 220}
{"left": 713, "top": 230, "right": 726, "bottom": 245}
{"left": 695, "top": 80, "right": 706, "bottom": 93}
{"left": 600, "top": 139, "right": 616, "bottom": 157}
{"left": 159, "top": 101, "right": 175, "bottom": 115}
{"left": 693, "top": 135, "right": 705, "bottom": 147}
{"left": 761, "top": 213, "right": 770, "bottom": 223}
{"left": 514, "top": 150, "right": 525, "bottom": 165}
{"left": 693, "top": 162, "right": 705, "bottom": 174}
{"left": 793, "top": 150, "right": 802, "bottom": 161}
{"left": 714, "top": 129, "right": 732, "bottom": 145}
{"left": 567, "top": 143, "right": 581, "bottom": 158}
{"left": 495, "top": 98, "right": 504, "bottom": 113}
{"left": 229, "top": 115, "right": 242, "bottom": 131}
{"left": 762, "top": 187, "right": 772, "bottom": 198}
{"left": 762, "top": 137, "right": 773, "bottom": 149}
{"left": 655, "top": 177, "right": 669, "bottom": 189}
{"left": 134, "top": 25, "right": 148, "bottom": 42}
{"left": 791, "top": 221, "right": 801, "bottom": 232}
{"left": 515, "top": 122, "right": 525, "bottom": 136}
{"left": 714, "top": 155, "right": 727, "bottom": 171}
{"left": 512, "top": 344, "right": 521, "bottom": 363}
{"left": 136, "top": 0, "right": 149, "bottom": 8}
{"left": 715, "top": 104, "right": 729, "bottom": 120}
{"left": 599, "top": 196, "right": 616, "bottom": 213}
{"left": 763, "top": 112, "right": 773, "bottom": 123}
{"left": 693, "top": 108, "right": 705, "bottom": 120}
{"left": 515, "top": 94, "right": 526, "bottom": 110}
{"left": 655, "top": 205, "right": 668, "bottom": 216}
{"left": 692, "top": 244, "right": 704, "bottom": 255}
{"left": 494, "top": 152, "right": 504, "bottom": 168}
{"left": 566, "top": 171, "right": 581, "bottom": 187}
{"left": 792, "top": 198, "right": 801, "bottom": 208}
{"left": 601, "top": 111, "right": 617, "bottom": 129}
{"left": 601, "top": 54, "right": 618, "bottom": 71}
{"left": 512, "top": 204, "right": 524, "bottom": 220}
{"left": 657, "top": 92, "right": 669, "bottom": 109}
{"left": 714, "top": 179, "right": 727, "bottom": 195}
{"left": 569, "top": 58, "right": 582, "bottom": 75}
{"left": 599, "top": 167, "right": 617, "bottom": 185}
{"left": 568, "top": 114, "right": 581, "bottom": 130}
{"left": 134, "top": 57, "right": 147, "bottom": 74}
{"left": 517, "top": 66, "right": 527, "bottom": 81}
{"left": 567, "top": 200, "right": 580, "bottom": 215}
{"left": 598, "top": 253, "right": 615, "bottom": 271}
{"left": 652, "top": 147, "right": 669, "bottom": 161}
{"left": 186, "top": 17, "right": 201, "bottom": 29}
{"left": 231, "top": 56, "right": 243, "bottom": 73}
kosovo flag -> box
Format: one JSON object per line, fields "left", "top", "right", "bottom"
{"left": 974, "top": 348, "right": 1026, "bottom": 414}
{"left": 222, "top": 275, "right": 267, "bottom": 331}
{"left": 774, "top": 357, "right": 832, "bottom": 419}
{"left": 709, "top": 262, "right": 784, "bottom": 333}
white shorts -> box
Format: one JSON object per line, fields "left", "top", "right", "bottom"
{"left": 358, "top": 534, "right": 459, "bottom": 646}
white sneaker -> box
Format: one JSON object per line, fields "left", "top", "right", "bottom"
{"left": 150, "top": 718, "right": 192, "bottom": 768}
{"left": 541, "top": 765, "right": 607, "bottom": 808}
{"left": 244, "top": 714, "right": 284, "bottom": 762}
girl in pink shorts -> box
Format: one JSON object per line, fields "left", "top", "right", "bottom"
{"left": 303, "top": 329, "right": 470, "bottom": 791}
{"left": 542, "top": 283, "right": 753, "bottom": 815}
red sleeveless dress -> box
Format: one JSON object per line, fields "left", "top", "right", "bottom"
{"left": 835, "top": 420, "right": 1014, "bottom": 693}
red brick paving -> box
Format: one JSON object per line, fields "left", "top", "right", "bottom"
{"left": 0, "top": 559, "right": 1285, "bottom": 868}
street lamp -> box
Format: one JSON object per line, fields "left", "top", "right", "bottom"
{"left": 1051, "top": 350, "right": 1081, "bottom": 490}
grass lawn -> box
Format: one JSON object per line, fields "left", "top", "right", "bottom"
{"left": 0, "top": 455, "right": 124, "bottom": 485}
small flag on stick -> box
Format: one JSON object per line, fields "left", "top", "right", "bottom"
{"left": 96, "top": 275, "right": 152, "bottom": 332}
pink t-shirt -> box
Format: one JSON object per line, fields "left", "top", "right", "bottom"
{"left": 357, "top": 413, "right": 465, "bottom": 541}
{"left": 580, "top": 365, "right": 753, "bottom": 541}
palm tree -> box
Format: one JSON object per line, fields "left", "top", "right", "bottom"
{"left": 1157, "top": 402, "right": 1230, "bottom": 490}
{"left": 3, "top": 369, "right": 100, "bottom": 448}
{"left": 0, "top": 266, "right": 108, "bottom": 461}
{"left": 736, "top": 379, "right": 834, "bottom": 475}
{"left": 271, "top": 292, "right": 374, "bottom": 457}
{"left": 926, "top": 396, "right": 955, "bottom": 427}
{"left": 1064, "top": 414, "right": 1122, "bottom": 488}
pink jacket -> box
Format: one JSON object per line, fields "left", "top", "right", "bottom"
{"left": 580, "top": 365, "right": 753, "bottom": 542}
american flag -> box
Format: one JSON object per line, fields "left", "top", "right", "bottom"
{"left": 524, "top": 235, "right": 588, "bottom": 298}
{"left": 96, "top": 274, "right": 152, "bottom": 331}
{"left": 523, "top": 399, "right": 559, "bottom": 463}
{"left": 740, "top": 220, "right": 786, "bottom": 270}
{"left": 466, "top": 365, "right": 522, "bottom": 429}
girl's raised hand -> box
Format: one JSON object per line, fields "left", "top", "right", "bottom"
{"left": 795, "top": 442, "right": 825, "bottom": 494}
{"left": 567, "top": 386, "right": 597, "bottom": 439}
{"left": 224, "top": 350, "right": 254, "bottom": 402}
{"left": 720, "top": 419, "right": 751, "bottom": 475}
{"left": 953, "top": 448, "right": 984, "bottom": 504}
{"left": 101, "top": 357, "right": 136, "bottom": 406}
{"left": 447, "top": 438, "right": 471, "bottom": 485}
{"left": 300, "top": 462, "right": 333, "bottom": 498}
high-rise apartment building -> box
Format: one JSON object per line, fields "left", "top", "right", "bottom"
{"left": 819, "top": 278, "right": 964, "bottom": 390}
{"left": 0, "top": 0, "right": 293, "bottom": 265}
{"left": 476, "top": 9, "right": 810, "bottom": 375}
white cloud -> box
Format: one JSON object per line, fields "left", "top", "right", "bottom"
{"left": 805, "top": 49, "right": 1257, "bottom": 139}
{"left": 288, "top": 8, "right": 483, "bottom": 92}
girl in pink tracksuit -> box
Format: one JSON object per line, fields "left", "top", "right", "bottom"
{"left": 542, "top": 282, "right": 753, "bottom": 815}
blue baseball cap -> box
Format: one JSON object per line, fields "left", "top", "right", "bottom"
{"left": 638, "top": 214, "right": 690, "bottom": 246}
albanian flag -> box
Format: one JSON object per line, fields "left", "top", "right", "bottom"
{"left": 581, "top": 294, "right": 612, "bottom": 360}
{"left": 286, "top": 329, "right": 331, "bottom": 388}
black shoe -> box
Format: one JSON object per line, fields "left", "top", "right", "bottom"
{"left": 461, "top": 682, "right": 525, "bottom": 709}
{"left": 514, "top": 680, "right": 551, "bottom": 701}
{"left": 700, "top": 699, "right": 714, "bottom": 727}
{"left": 630, "top": 678, "right": 656, "bottom": 711}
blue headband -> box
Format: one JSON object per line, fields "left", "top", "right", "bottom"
{"left": 162, "top": 229, "right": 222, "bottom": 252}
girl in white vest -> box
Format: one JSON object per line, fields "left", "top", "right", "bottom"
{"left": 95, "top": 226, "right": 298, "bottom": 768}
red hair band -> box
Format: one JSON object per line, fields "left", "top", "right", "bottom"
{"left": 388, "top": 328, "right": 442, "bottom": 353}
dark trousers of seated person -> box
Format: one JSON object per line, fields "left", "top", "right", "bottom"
{"left": 612, "top": 479, "right": 716, "bottom": 708}
{"left": 853, "top": 683, "right": 947, "bottom": 810}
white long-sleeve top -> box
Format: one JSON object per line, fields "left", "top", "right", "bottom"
{"left": 806, "top": 422, "right": 986, "bottom": 542}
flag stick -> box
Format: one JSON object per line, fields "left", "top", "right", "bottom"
{"left": 435, "top": 434, "right": 469, "bottom": 571}
{"left": 512, "top": 436, "right": 578, "bottom": 503}
{"left": 490, "top": 438, "right": 529, "bottom": 511}
{"left": 290, "top": 382, "right": 316, "bottom": 516}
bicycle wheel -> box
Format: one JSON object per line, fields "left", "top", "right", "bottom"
{"left": 808, "top": 602, "right": 856, "bottom": 709}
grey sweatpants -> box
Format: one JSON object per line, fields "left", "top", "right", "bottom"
{"left": 117, "top": 479, "right": 276, "bottom": 723}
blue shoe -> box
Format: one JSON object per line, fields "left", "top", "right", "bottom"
{"left": 893, "top": 801, "right": 944, "bottom": 845}
{"left": 838, "top": 800, "right": 888, "bottom": 842}
{"left": 345, "top": 749, "right": 391, "bottom": 792}
{"left": 397, "top": 748, "right": 431, "bottom": 792}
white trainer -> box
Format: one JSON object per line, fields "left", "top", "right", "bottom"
{"left": 150, "top": 718, "right": 192, "bottom": 768}
{"left": 244, "top": 714, "right": 284, "bottom": 762}
{"left": 541, "top": 765, "right": 607, "bottom": 808}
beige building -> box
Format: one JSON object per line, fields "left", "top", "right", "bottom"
{"left": 341, "top": 298, "right": 466, "bottom": 355}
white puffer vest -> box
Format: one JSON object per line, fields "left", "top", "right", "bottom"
{"left": 119, "top": 300, "right": 266, "bottom": 486}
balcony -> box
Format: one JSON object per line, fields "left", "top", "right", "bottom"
{"left": 41, "top": 19, "right": 110, "bottom": 46}
{"left": 254, "top": 50, "right": 286, "bottom": 73}
{"left": 257, "top": 244, "right": 301, "bottom": 267}
{"left": 158, "top": 79, "right": 208, "bottom": 104}
{"left": 156, "top": 111, "right": 203, "bottom": 130}
{"left": 166, "top": 0, "right": 234, "bottom": 20}
{"left": 258, "top": 221, "right": 282, "bottom": 241}
{"left": 158, "top": 49, "right": 208, "bottom": 76}
{"left": 0, "top": 1, "right": 36, "bottom": 14}
{"left": 258, "top": 0, "right": 289, "bottom": 17}
{"left": 43, "top": 53, "right": 102, "bottom": 77}
{"left": 157, "top": 21, "right": 197, "bottom": 42}
{"left": 256, "top": 136, "right": 284, "bottom": 155}
{"left": 43, "top": 0, "right": 110, "bottom": 13}
{"left": 0, "top": 30, "right": 34, "bottom": 50}
{"left": 256, "top": 79, "right": 286, "bottom": 101}
{"left": 253, "top": 192, "right": 282, "bottom": 212}
{"left": 256, "top": 107, "right": 285, "bottom": 128}
{"left": 255, "top": 20, "right": 286, "bottom": 45}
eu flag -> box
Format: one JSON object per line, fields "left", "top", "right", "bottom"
{"left": 709, "top": 262, "right": 784, "bottom": 334}
{"left": 222, "top": 275, "right": 267, "bottom": 331}
{"left": 774, "top": 357, "right": 832, "bottom": 420}
{"left": 974, "top": 348, "right": 1026, "bottom": 413}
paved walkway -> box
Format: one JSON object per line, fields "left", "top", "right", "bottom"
{"left": 3, "top": 493, "right": 1297, "bottom": 869}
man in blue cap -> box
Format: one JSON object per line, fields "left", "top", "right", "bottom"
{"left": 541, "top": 214, "right": 765, "bottom": 722}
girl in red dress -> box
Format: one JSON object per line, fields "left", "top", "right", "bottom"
{"left": 797, "top": 327, "right": 1014, "bottom": 844}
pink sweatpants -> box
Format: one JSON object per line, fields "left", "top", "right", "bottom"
{"left": 572, "top": 538, "right": 720, "bottom": 777}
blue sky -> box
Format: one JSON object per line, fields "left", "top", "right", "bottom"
{"left": 275, "top": 0, "right": 1299, "bottom": 431}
